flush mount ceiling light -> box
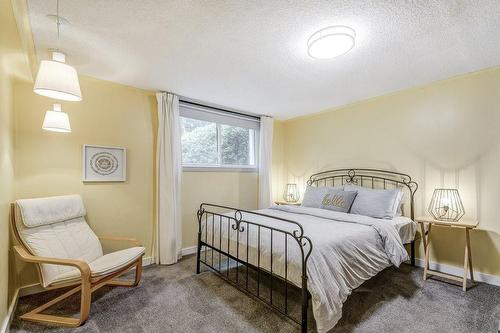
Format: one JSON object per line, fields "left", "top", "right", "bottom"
{"left": 42, "top": 103, "right": 71, "bottom": 133}
{"left": 307, "top": 25, "right": 356, "bottom": 59}
{"left": 33, "top": 0, "right": 82, "bottom": 101}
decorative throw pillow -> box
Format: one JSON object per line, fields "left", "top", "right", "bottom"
{"left": 344, "top": 185, "right": 403, "bottom": 219}
{"left": 301, "top": 186, "right": 331, "bottom": 208}
{"left": 319, "top": 189, "right": 358, "bottom": 213}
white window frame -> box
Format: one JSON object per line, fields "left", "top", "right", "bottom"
{"left": 180, "top": 102, "right": 260, "bottom": 172}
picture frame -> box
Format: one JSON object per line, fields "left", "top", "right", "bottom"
{"left": 82, "top": 145, "right": 126, "bottom": 182}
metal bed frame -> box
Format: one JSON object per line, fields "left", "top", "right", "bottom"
{"left": 196, "top": 168, "right": 418, "bottom": 333}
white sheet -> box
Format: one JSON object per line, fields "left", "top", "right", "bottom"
{"left": 390, "top": 216, "right": 417, "bottom": 244}
{"left": 201, "top": 205, "right": 409, "bottom": 332}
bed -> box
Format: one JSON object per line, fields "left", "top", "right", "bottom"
{"left": 195, "top": 169, "right": 418, "bottom": 333}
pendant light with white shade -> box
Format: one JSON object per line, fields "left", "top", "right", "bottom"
{"left": 34, "top": 0, "right": 82, "bottom": 102}
{"left": 42, "top": 104, "right": 71, "bottom": 133}
{"left": 34, "top": 50, "right": 82, "bottom": 101}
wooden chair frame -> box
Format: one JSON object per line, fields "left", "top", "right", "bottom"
{"left": 10, "top": 203, "right": 144, "bottom": 327}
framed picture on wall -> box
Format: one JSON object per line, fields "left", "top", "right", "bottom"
{"left": 82, "top": 145, "right": 126, "bottom": 182}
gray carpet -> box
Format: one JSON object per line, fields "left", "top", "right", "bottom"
{"left": 9, "top": 254, "right": 500, "bottom": 333}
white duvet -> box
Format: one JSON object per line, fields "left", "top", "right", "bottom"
{"left": 201, "top": 205, "right": 409, "bottom": 332}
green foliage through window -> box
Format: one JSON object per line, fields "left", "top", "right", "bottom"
{"left": 181, "top": 117, "right": 256, "bottom": 167}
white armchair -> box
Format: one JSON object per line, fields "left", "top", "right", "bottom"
{"left": 11, "top": 194, "right": 145, "bottom": 327}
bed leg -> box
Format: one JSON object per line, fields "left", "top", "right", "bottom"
{"left": 196, "top": 232, "right": 202, "bottom": 274}
{"left": 410, "top": 241, "right": 415, "bottom": 266}
{"left": 196, "top": 208, "right": 203, "bottom": 274}
{"left": 301, "top": 275, "right": 308, "bottom": 333}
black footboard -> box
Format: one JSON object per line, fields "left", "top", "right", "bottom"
{"left": 196, "top": 203, "right": 313, "bottom": 333}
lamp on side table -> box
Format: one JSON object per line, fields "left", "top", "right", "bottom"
{"left": 417, "top": 188, "right": 477, "bottom": 291}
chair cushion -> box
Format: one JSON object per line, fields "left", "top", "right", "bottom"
{"left": 16, "top": 195, "right": 86, "bottom": 228}
{"left": 15, "top": 214, "right": 104, "bottom": 287}
{"left": 49, "top": 247, "right": 145, "bottom": 286}
{"left": 15, "top": 195, "right": 103, "bottom": 287}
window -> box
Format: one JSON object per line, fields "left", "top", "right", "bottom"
{"left": 180, "top": 102, "right": 259, "bottom": 171}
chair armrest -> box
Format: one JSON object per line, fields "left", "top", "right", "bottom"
{"left": 98, "top": 236, "right": 141, "bottom": 246}
{"left": 13, "top": 245, "right": 91, "bottom": 278}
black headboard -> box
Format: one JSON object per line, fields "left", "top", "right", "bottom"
{"left": 307, "top": 168, "right": 418, "bottom": 219}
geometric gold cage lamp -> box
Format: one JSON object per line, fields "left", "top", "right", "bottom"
{"left": 427, "top": 188, "right": 465, "bottom": 222}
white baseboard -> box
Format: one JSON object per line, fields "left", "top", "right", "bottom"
{"left": 181, "top": 245, "right": 198, "bottom": 256}
{"left": 1, "top": 288, "right": 19, "bottom": 333}
{"left": 146, "top": 247, "right": 198, "bottom": 265}
{"left": 414, "top": 258, "right": 500, "bottom": 287}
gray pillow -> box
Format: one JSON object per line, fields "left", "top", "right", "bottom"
{"left": 320, "top": 189, "right": 358, "bottom": 213}
{"left": 301, "top": 186, "right": 331, "bottom": 208}
{"left": 302, "top": 186, "right": 356, "bottom": 213}
{"left": 344, "top": 185, "right": 403, "bottom": 219}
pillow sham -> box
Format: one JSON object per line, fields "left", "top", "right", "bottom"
{"left": 320, "top": 189, "right": 358, "bottom": 213}
{"left": 344, "top": 185, "right": 403, "bottom": 219}
{"left": 396, "top": 190, "right": 405, "bottom": 216}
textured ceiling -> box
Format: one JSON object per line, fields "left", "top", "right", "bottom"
{"left": 27, "top": 0, "right": 500, "bottom": 119}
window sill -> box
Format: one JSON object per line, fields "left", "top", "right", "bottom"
{"left": 182, "top": 166, "right": 258, "bottom": 173}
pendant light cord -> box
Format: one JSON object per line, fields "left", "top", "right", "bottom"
{"left": 56, "top": 0, "right": 60, "bottom": 50}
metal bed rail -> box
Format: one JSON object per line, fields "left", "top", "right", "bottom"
{"left": 196, "top": 203, "right": 313, "bottom": 332}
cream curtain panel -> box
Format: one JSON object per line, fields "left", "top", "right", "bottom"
{"left": 258, "top": 116, "right": 274, "bottom": 208}
{"left": 154, "top": 92, "right": 182, "bottom": 265}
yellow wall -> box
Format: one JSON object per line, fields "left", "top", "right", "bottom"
{"left": 279, "top": 67, "right": 500, "bottom": 277}
{"left": 14, "top": 77, "right": 156, "bottom": 286}
{"left": 181, "top": 171, "right": 258, "bottom": 248}
{"left": 0, "top": 0, "right": 32, "bottom": 328}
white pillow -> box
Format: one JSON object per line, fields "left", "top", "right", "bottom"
{"left": 396, "top": 190, "right": 405, "bottom": 216}
{"left": 344, "top": 185, "right": 403, "bottom": 219}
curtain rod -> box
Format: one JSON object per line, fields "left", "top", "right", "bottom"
{"left": 179, "top": 100, "right": 261, "bottom": 120}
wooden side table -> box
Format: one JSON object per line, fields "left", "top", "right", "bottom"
{"left": 274, "top": 201, "right": 301, "bottom": 206}
{"left": 416, "top": 216, "right": 478, "bottom": 291}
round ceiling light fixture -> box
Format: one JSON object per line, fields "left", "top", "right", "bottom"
{"left": 307, "top": 25, "right": 356, "bottom": 59}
